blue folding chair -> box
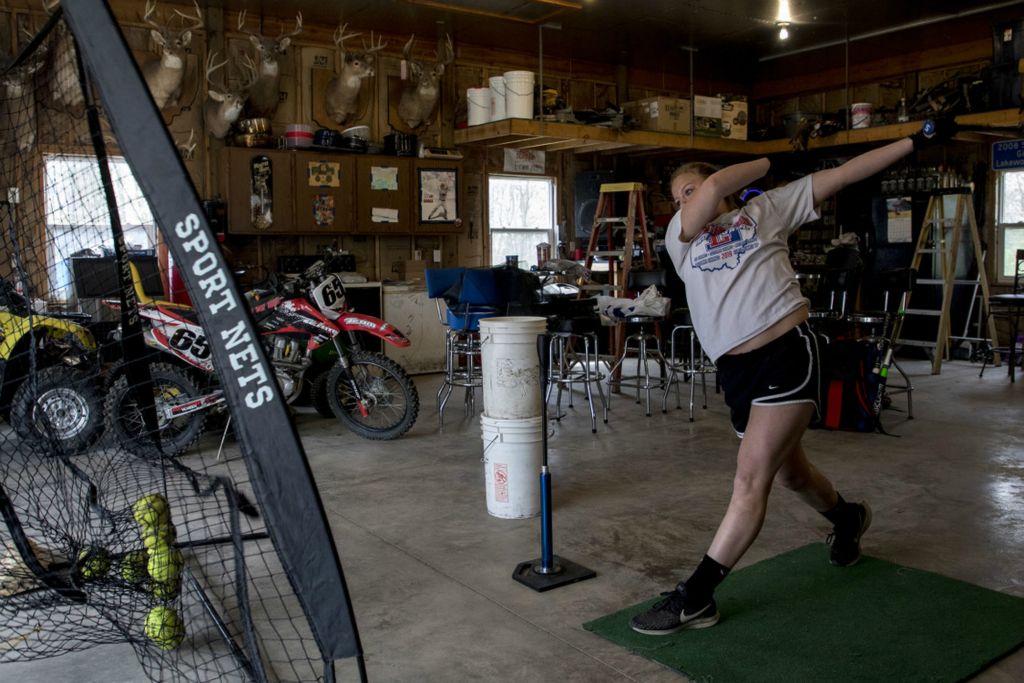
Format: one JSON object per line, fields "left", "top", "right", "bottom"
{"left": 425, "top": 267, "right": 499, "bottom": 425}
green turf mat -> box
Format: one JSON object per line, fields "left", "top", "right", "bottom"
{"left": 584, "top": 544, "right": 1024, "bottom": 682}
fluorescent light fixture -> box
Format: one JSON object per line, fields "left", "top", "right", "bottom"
{"left": 778, "top": 24, "right": 789, "bottom": 40}
{"left": 776, "top": 0, "right": 792, "bottom": 24}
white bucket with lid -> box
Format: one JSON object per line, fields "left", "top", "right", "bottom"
{"left": 489, "top": 76, "right": 507, "bottom": 120}
{"left": 503, "top": 70, "right": 535, "bottom": 119}
{"left": 851, "top": 102, "right": 872, "bottom": 129}
{"left": 480, "top": 316, "right": 547, "bottom": 419}
{"left": 481, "top": 415, "right": 543, "bottom": 519}
{"left": 467, "top": 87, "right": 492, "bottom": 126}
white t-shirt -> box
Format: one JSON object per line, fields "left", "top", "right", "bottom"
{"left": 664, "top": 175, "right": 820, "bottom": 361}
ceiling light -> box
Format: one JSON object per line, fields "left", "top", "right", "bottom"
{"left": 778, "top": 24, "right": 790, "bottom": 40}
{"left": 775, "top": 0, "right": 792, "bottom": 24}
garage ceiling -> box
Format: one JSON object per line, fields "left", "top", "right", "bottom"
{"left": 216, "top": 0, "right": 1022, "bottom": 73}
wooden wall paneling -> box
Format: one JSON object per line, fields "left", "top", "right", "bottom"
{"left": 378, "top": 235, "right": 413, "bottom": 280}
{"left": 299, "top": 45, "right": 333, "bottom": 126}
{"left": 343, "top": 234, "right": 377, "bottom": 280}
{"left": 570, "top": 80, "right": 595, "bottom": 112}
{"left": 593, "top": 82, "right": 617, "bottom": 110}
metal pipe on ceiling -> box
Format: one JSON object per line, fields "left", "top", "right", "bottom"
{"left": 759, "top": 0, "right": 1024, "bottom": 62}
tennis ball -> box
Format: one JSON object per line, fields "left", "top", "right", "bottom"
{"left": 78, "top": 547, "right": 111, "bottom": 580}
{"left": 133, "top": 494, "right": 170, "bottom": 529}
{"left": 120, "top": 549, "right": 148, "bottom": 585}
{"left": 144, "top": 606, "right": 185, "bottom": 651}
{"left": 141, "top": 524, "right": 176, "bottom": 551}
{"left": 151, "top": 578, "right": 181, "bottom": 601}
{"left": 147, "top": 546, "right": 184, "bottom": 583}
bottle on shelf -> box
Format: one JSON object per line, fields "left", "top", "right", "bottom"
{"left": 897, "top": 97, "right": 909, "bottom": 124}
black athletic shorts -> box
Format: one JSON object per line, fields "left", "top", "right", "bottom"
{"left": 716, "top": 321, "right": 824, "bottom": 437}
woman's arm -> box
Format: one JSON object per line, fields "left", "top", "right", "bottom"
{"left": 811, "top": 138, "right": 913, "bottom": 204}
{"left": 680, "top": 157, "right": 770, "bottom": 241}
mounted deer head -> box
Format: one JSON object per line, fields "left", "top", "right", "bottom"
{"left": 140, "top": 0, "right": 204, "bottom": 110}
{"left": 325, "top": 24, "right": 386, "bottom": 125}
{"left": 4, "top": 44, "right": 48, "bottom": 152}
{"left": 236, "top": 10, "right": 302, "bottom": 118}
{"left": 397, "top": 34, "right": 453, "bottom": 129}
{"left": 41, "top": 1, "right": 84, "bottom": 111}
{"left": 203, "top": 50, "right": 256, "bottom": 139}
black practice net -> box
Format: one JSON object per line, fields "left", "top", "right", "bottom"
{"left": 1, "top": 9, "right": 348, "bottom": 683}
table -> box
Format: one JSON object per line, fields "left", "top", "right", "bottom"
{"left": 989, "top": 292, "right": 1024, "bottom": 382}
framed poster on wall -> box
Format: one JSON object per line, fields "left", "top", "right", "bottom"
{"left": 418, "top": 168, "right": 458, "bottom": 224}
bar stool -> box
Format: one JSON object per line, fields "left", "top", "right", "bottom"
{"left": 546, "top": 315, "right": 608, "bottom": 433}
{"left": 662, "top": 308, "right": 717, "bottom": 421}
{"left": 425, "top": 267, "right": 498, "bottom": 426}
{"left": 606, "top": 269, "right": 669, "bottom": 417}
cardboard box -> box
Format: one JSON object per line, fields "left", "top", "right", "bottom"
{"left": 623, "top": 96, "right": 691, "bottom": 134}
{"left": 720, "top": 94, "right": 748, "bottom": 140}
{"left": 693, "top": 95, "right": 722, "bottom": 137}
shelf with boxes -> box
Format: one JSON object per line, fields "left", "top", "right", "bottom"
{"left": 221, "top": 147, "right": 464, "bottom": 236}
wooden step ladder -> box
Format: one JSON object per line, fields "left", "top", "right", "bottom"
{"left": 583, "top": 182, "right": 653, "bottom": 296}
{"left": 897, "top": 188, "right": 1000, "bottom": 374}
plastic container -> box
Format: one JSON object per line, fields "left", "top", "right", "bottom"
{"left": 284, "top": 123, "right": 314, "bottom": 148}
{"left": 851, "top": 103, "right": 872, "bottom": 129}
{"left": 480, "top": 316, "right": 547, "bottom": 419}
{"left": 503, "top": 70, "right": 535, "bottom": 119}
{"left": 489, "top": 75, "right": 507, "bottom": 120}
{"left": 481, "top": 415, "right": 543, "bottom": 518}
{"left": 467, "top": 87, "right": 492, "bottom": 126}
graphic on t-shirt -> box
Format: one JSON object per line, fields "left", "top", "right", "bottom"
{"left": 691, "top": 212, "right": 759, "bottom": 271}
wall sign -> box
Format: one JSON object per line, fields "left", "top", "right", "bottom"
{"left": 992, "top": 139, "right": 1024, "bottom": 170}
{"left": 504, "top": 148, "right": 545, "bottom": 174}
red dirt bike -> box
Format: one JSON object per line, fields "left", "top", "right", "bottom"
{"left": 103, "top": 255, "right": 420, "bottom": 456}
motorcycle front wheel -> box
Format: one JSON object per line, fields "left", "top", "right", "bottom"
{"left": 326, "top": 351, "right": 419, "bottom": 440}
{"left": 104, "top": 362, "right": 208, "bottom": 458}
{"left": 10, "top": 365, "right": 104, "bottom": 455}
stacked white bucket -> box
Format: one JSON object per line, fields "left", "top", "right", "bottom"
{"left": 465, "top": 71, "right": 535, "bottom": 126}
{"left": 479, "top": 316, "right": 548, "bottom": 518}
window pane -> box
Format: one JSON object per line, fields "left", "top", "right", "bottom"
{"left": 490, "top": 231, "right": 553, "bottom": 270}
{"left": 488, "top": 176, "right": 553, "bottom": 230}
{"left": 1000, "top": 171, "right": 1024, "bottom": 224}
{"left": 1004, "top": 227, "right": 1024, "bottom": 279}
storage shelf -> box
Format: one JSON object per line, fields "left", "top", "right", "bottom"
{"left": 453, "top": 109, "right": 1023, "bottom": 156}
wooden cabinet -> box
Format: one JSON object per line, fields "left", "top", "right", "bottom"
{"left": 292, "top": 152, "right": 356, "bottom": 233}
{"left": 412, "top": 158, "right": 463, "bottom": 234}
{"left": 225, "top": 148, "right": 295, "bottom": 235}
{"left": 355, "top": 157, "right": 411, "bottom": 234}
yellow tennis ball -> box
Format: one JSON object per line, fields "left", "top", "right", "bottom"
{"left": 141, "top": 524, "right": 176, "bottom": 551}
{"left": 133, "top": 494, "right": 170, "bottom": 529}
{"left": 120, "top": 549, "right": 148, "bottom": 584}
{"left": 151, "top": 578, "right": 181, "bottom": 601}
{"left": 144, "top": 606, "right": 185, "bottom": 650}
{"left": 78, "top": 547, "right": 111, "bottom": 580}
{"left": 147, "top": 547, "right": 184, "bottom": 583}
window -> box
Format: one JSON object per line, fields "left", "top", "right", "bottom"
{"left": 996, "top": 170, "right": 1024, "bottom": 281}
{"left": 44, "top": 154, "right": 157, "bottom": 301}
{"left": 488, "top": 174, "right": 556, "bottom": 270}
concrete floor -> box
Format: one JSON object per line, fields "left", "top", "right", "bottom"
{"left": 2, "top": 357, "right": 1023, "bottom": 682}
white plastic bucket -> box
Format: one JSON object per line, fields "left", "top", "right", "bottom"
{"left": 481, "top": 415, "right": 543, "bottom": 519}
{"left": 489, "top": 76, "right": 507, "bottom": 120}
{"left": 467, "top": 87, "right": 491, "bottom": 126}
{"left": 480, "top": 316, "right": 547, "bottom": 419}
{"left": 851, "top": 102, "right": 872, "bottom": 129}
{"left": 503, "top": 70, "right": 535, "bottom": 119}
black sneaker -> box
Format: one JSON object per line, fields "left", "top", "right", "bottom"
{"left": 629, "top": 582, "right": 720, "bottom": 635}
{"left": 827, "top": 501, "right": 872, "bottom": 567}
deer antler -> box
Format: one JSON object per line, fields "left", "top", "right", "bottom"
{"left": 142, "top": 0, "right": 162, "bottom": 30}
{"left": 333, "top": 23, "right": 362, "bottom": 56}
{"left": 176, "top": 128, "right": 197, "bottom": 159}
{"left": 436, "top": 34, "right": 454, "bottom": 66}
{"left": 363, "top": 31, "right": 388, "bottom": 54}
{"left": 402, "top": 35, "right": 415, "bottom": 62}
{"left": 172, "top": 0, "right": 204, "bottom": 32}
{"left": 236, "top": 9, "right": 258, "bottom": 37}
{"left": 205, "top": 49, "right": 228, "bottom": 86}
{"left": 279, "top": 12, "right": 303, "bottom": 39}
{"left": 238, "top": 51, "right": 260, "bottom": 90}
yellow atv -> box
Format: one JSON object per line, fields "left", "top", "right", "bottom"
{"left": 0, "top": 278, "right": 104, "bottom": 454}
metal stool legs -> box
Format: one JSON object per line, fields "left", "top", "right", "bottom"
{"left": 607, "top": 322, "right": 667, "bottom": 417}
{"left": 437, "top": 328, "right": 482, "bottom": 426}
{"left": 546, "top": 332, "right": 607, "bottom": 433}
{"left": 662, "top": 324, "right": 716, "bottom": 421}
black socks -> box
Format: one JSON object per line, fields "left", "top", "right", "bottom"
{"left": 682, "top": 554, "right": 730, "bottom": 607}
{"left": 822, "top": 492, "right": 853, "bottom": 526}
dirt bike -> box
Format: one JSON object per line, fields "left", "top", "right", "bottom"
{"left": 0, "top": 277, "right": 105, "bottom": 454}
{"left": 102, "top": 255, "right": 420, "bottom": 457}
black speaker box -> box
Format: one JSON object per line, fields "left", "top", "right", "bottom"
{"left": 574, "top": 170, "right": 622, "bottom": 247}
